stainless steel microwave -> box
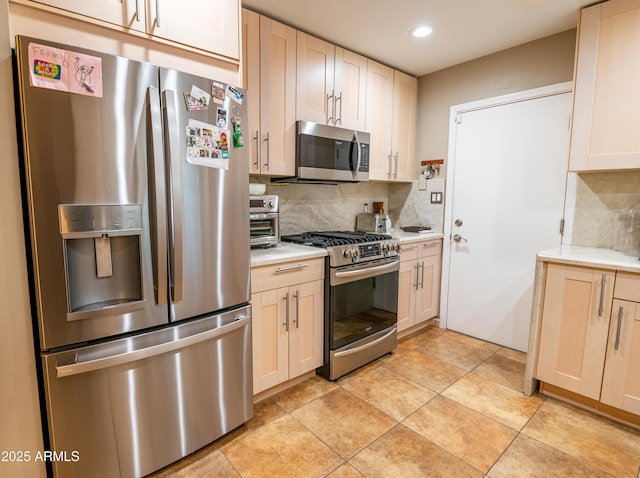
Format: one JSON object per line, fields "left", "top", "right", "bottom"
{"left": 286, "top": 120, "right": 370, "bottom": 183}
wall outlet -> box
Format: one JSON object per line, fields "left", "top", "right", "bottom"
{"left": 430, "top": 192, "right": 443, "bottom": 204}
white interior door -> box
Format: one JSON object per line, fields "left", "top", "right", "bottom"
{"left": 441, "top": 83, "right": 572, "bottom": 352}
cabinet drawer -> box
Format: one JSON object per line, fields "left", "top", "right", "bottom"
{"left": 614, "top": 272, "right": 640, "bottom": 302}
{"left": 418, "top": 239, "right": 442, "bottom": 258}
{"left": 399, "top": 243, "right": 419, "bottom": 261}
{"left": 251, "top": 258, "right": 324, "bottom": 293}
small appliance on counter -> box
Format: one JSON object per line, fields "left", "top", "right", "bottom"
{"left": 356, "top": 201, "right": 391, "bottom": 233}
{"left": 250, "top": 195, "right": 279, "bottom": 248}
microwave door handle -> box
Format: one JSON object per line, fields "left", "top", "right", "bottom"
{"left": 351, "top": 131, "right": 361, "bottom": 178}
{"left": 162, "top": 89, "right": 183, "bottom": 303}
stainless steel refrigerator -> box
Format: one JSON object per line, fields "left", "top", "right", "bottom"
{"left": 14, "top": 36, "right": 252, "bottom": 478}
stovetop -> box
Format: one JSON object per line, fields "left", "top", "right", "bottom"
{"left": 281, "top": 231, "right": 399, "bottom": 267}
{"left": 281, "top": 231, "right": 392, "bottom": 248}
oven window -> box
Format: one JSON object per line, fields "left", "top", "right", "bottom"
{"left": 330, "top": 270, "right": 398, "bottom": 349}
{"left": 250, "top": 219, "right": 276, "bottom": 238}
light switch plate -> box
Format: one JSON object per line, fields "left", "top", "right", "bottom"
{"left": 430, "top": 192, "right": 443, "bottom": 204}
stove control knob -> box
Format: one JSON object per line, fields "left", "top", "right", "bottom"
{"left": 351, "top": 248, "right": 360, "bottom": 259}
{"left": 382, "top": 243, "right": 390, "bottom": 252}
{"left": 343, "top": 249, "right": 352, "bottom": 258}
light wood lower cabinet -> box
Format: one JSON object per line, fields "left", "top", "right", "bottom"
{"left": 251, "top": 258, "right": 324, "bottom": 394}
{"left": 536, "top": 264, "right": 640, "bottom": 418}
{"left": 600, "top": 273, "right": 640, "bottom": 415}
{"left": 397, "top": 239, "right": 442, "bottom": 333}
{"left": 536, "top": 263, "right": 615, "bottom": 400}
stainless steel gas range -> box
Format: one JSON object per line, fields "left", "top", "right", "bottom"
{"left": 281, "top": 231, "right": 400, "bottom": 380}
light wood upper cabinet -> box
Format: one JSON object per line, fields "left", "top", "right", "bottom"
{"left": 147, "top": 0, "right": 239, "bottom": 59}
{"left": 569, "top": 0, "right": 640, "bottom": 171}
{"left": 536, "top": 263, "right": 615, "bottom": 400}
{"left": 41, "top": 0, "right": 145, "bottom": 32}
{"left": 296, "top": 32, "right": 367, "bottom": 130}
{"left": 34, "top": 0, "right": 240, "bottom": 59}
{"left": 242, "top": 10, "right": 296, "bottom": 176}
{"left": 365, "top": 60, "right": 417, "bottom": 181}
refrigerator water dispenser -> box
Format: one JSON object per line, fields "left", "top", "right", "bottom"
{"left": 59, "top": 204, "right": 145, "bottom": 320}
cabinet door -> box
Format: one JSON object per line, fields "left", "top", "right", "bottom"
{"left": 296, "top": 33, "right": 335, "bottom": 125}
{"left": 259, "top": 16, "right": 296, "bottom": 176}
{"left": 397, "top": 259, "right": 417, "bottom": 332}
{"left": 334, "top": 48, "right": 367, "bottom": 130}
{"left": 365, "top": 60, "right": 394, "bottom": 180}
{"left": 288, "top": 280, "right": 324, "bottom": 378}
{"left": 415, "top": 249, "right": 441, "bottom": 323}
{"left": 242, "top": 9, "right": 261, "bottom": 174}
{"left": 569, "top": 0, "right": 640, "bottom": 171}
{"left": 148, "top": 0, "right": 240, "bottom": 59}
{"left": 601, "top": 300, "right": 640, "bottom": 414}
{"left": 391, "top": 71, "right": 418, "bottom": 181}
{"left": 251, "top": 289, "right": 289, "bottom": 394}
{"left": 42, "top": 0, "right": 145, "bottom": 31}
{"left": 536, "top": 263, "right": 615, "bottom": 400}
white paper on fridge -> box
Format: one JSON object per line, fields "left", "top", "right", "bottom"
{"left": 185, "top": 119, "right": 230, "bottom": 170}
{"left": 27, "top": 42, "right": 103, "bottom": 97}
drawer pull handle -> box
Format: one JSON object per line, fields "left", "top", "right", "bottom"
{"left": 275, "top": 264, "right": 309, "bottom": 273}
{"left": 615, "top": 306, "right": 623, "bottom": 351}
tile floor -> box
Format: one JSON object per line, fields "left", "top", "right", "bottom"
{"left": 150, "top": 326, "right": 640, "bottom": 477}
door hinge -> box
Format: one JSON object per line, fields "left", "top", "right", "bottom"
{"left": 455, "top": 114, "right": 462, "bottom": 124}
{"left": 560, "top": 218, "right": 565, "bottom": 235}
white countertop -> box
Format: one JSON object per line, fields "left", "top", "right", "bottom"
{"left": 251, "top": 243, "right": 327, "bottom": 267}
{"left": 391, "top": 230, "right": 444, "bottom": 244}
{"left": 537, "top": 245, "right": 640, "bottom": 273}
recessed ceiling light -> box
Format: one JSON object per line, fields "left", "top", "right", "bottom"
{"left": 410, "top": 25, "right": 433, "bottom": 38}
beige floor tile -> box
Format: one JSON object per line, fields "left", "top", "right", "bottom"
{"left": 404, "top": 395, "right": 518, "bottom": 473}
{"left": 494, "top": 346, "right": 527, "bottom": 364}
{"left": 488, "top": 434, "right": 615, "bottom": 478}
{"left": 340, "top": 366, "right": 437, "bottom": 421}
{"left": 522, "top": 399, "right": 640, "bottom": 477}
{"left": 383, "top": 350, "right": 467, "bottom": 393}
{"left": 396, "top": 325, "right": 443, "bottom": 352}
{"left": 441, "top": 330, "right": 501, "bottom": 354}
{"left": 246, "top": 397, "right": 287, "bottom": 430}
{"left": 414, "top": 332, "right": 495, "bottom": 371}
{"left": 291, "top": 388, "right": 397, "bottom": 459}
{"left": 349, "top": 424, "right": 484, "bottom": 478}
{"left": 442, "top": 372, "right": 543, "bottom": 429}
{"left": 271, "top": 375, "right": 338, "bottom": 412}
{"left": 150, "top": 448, "right": 239, "bottom": 478}
{"left": 472, "top": 351, "right": 527, "bottom": 392}
{"left": 221, "top": 415, "right": 343, "bottom": 478}
{"left": 326, "top": 463, "right": 366, "bottom": 477}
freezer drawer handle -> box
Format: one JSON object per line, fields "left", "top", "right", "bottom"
{"left": 55, "top": 315, "right": 250, "bottom": 378}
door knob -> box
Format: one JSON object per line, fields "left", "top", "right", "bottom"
{"left": 453, "top": 234, "right": 468, "bottom": 243}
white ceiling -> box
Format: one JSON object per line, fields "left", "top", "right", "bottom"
{"left": 241, "top": 0, "right": 597, "bottom": 77}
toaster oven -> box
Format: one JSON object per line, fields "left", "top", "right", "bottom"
{"left": 249, "top": 195, "right": 279, "bottom": 248}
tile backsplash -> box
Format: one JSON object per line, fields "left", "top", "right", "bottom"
{"left": 567, "top": 171, "right": 640, "bottom": 249}
{"left": 257, "top": 178, "right": 444, "bottom": 236}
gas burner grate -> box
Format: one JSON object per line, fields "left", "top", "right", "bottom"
{"left": 281, "top": 231, "right": 392, "bottom": 248}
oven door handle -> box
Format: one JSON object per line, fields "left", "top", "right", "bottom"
{"left": 333, "top": 327, "right": 397, "bottom": 358}
{"left": 335, "top": 260, "right": 398, "bottom": 279}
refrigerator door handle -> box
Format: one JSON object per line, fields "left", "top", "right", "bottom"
{"left": 56, "top": 314, "right": 250, "bottom": 378}
{"left": 147, "top": 86, "right": 168, "bottom": 305}
{"left": 162, "top": 89, "right": 183, "bottom": 303}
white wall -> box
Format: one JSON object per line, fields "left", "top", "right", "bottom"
{"left": 0, "top": 0, "right": 46, "bottom": 476}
